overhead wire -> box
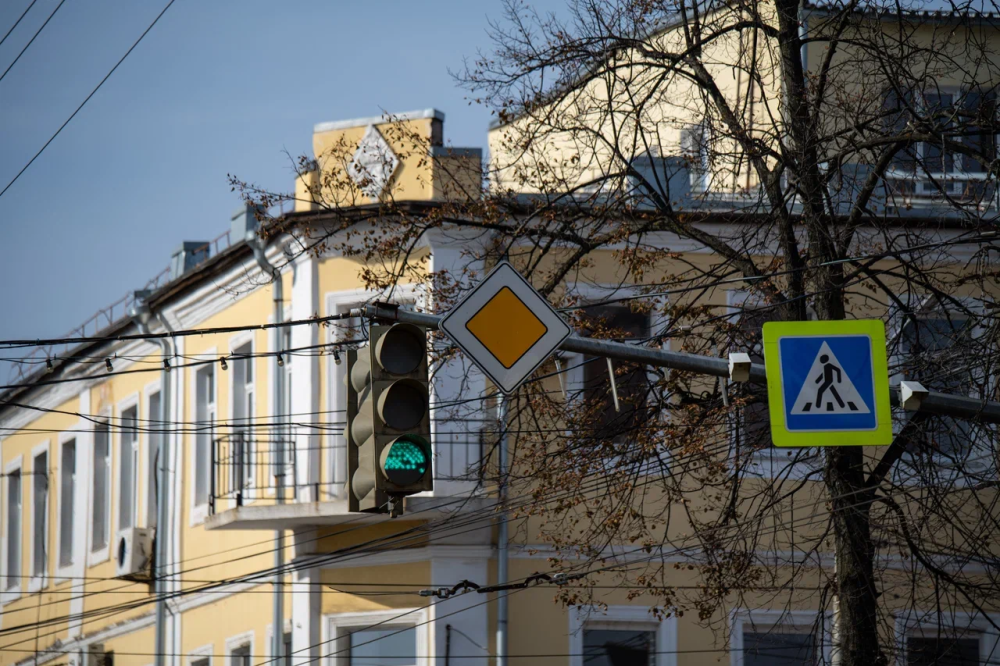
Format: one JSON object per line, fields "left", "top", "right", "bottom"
{"left": 0, "top": 0, "right": 39, "bottom": 50}
{"left": 0, "top": 0, "right": 66, "bottom": 85}
{"left": 0, "top": 0, "right": 175, "bottom": 199}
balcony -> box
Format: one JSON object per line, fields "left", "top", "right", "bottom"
{"left": 205, "top": 425, "right": 489, "bottom": 531}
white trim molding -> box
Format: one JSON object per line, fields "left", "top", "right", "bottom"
{"left": 324, "top": 608, "right": 429, "bottom": 666}
{"left": 1, "top": 454, "right": 24, "bottom": 605}
{"left": 113, "top": 392, "right": 141, "bottom": 538}
{"left": 894, "top": 609, "right": 1000, "bottom": 666}
{"left": 729, "top": 608, "right": 832, "bottom": 666}
{"left": 185, "top": 643, "right": 214, "bottom": 666}
{"left": 27, "top": 440, "right": 51, "bottom": 593}
{"left": 189, "top": 346, "right": 218, "bottom": 527}
{"left": 568, "top": 604, "right": 677, "bottom": 666}
{"left": 313, "top": 108, "right": 444, "bottom": 133}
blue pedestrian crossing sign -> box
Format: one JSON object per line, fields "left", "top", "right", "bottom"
{"left": 763, "top": 320, "right": 892, "bottom": 447}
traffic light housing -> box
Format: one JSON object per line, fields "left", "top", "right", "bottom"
{"left": 346, "top": 324, "right": 433, "bottom": 514}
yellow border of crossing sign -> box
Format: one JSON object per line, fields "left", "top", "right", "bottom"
{"left": 440, "top": 262, "right": 572, "bottom": 394}
{"left": 763, "top": 319, "right": 892, "bottom": 447}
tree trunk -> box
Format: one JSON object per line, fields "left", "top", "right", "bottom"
{"left": 825, "top": 439, "right": 886, "bottom": 665}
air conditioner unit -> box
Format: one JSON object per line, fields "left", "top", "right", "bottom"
{"left": 115, "top": 527, "right": 154, "bottom": 581}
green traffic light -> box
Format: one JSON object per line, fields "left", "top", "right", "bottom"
{"left": 382, "top": 436, "right": 430, "bottom": 486}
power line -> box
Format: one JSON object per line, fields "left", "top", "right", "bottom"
{"left": 0, "top": 0, "right": 39, "bottom": 50}
{"left": 0, "top": 0, "right": 66, "bottom": 85}
{"left": 0, "top": 0, "right": 174, "bottom": 200}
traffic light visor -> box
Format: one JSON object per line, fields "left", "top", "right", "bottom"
{"left": 375, "top": 324, "right": 425, "bottom": 375}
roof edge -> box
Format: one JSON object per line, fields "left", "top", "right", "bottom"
{"left": 313, "top": 109, "right": 445, "bottom": 134}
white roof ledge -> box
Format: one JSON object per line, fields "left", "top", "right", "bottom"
{"left": 314, "top": 109, "right": 444, "bottom": 134}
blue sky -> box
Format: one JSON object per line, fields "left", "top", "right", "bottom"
{"left": 0, "top": 0, "right": 564, "bottom": 340}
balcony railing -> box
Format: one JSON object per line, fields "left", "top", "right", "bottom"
{"left": 209, "top": 432, "right": 296, "bottom": 514}
{"left": 208, "top": 424, "right": 490, "bottom": 516}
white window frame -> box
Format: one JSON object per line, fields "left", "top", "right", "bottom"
{"left": 228, "top": 333, "right": 256, "bottom": 502}
{"left": 89, "top": 411, "right": 113, "bottom": 566}
{"left": 324, "top": 608, "right": 428, "bottom": 666}
{"left": 55, "top": 432, "right": 78, "bottom": 579}
{"left": 186, "top": 644, "right": 214, "bottom": 666}
{"left": 568, "top": 604, "right": 677, "bottom": 666}
{"left": 559, "top": 284, "right": 668, "bottom": 474}
{"left": 265, "top": 620, "right": 294, "bottom": 661}
{"left": 883, "top": 85, "right": 997, "bottom": 200}
{"left": 726, "top": 290, "right": 822, "bottom": 481}
{"left": 887, "top": 293, "right": 993, "bottom": 482}
{"left": 894, "top": 610, "right": 1000, "bottom": 666}
{"left": 2, "top": 454, "right": 24, "bottom": 604}
{"left": 115, "top": 393, "right": 141, "bottom": 534}
{"left": 143, "top": 380, "right": 162, "bottom": 529}
{"left": 28, "top": 440, "right": 50, "bottom": 592}
{"left": 225, "top": 631, "right": 255, "bottom": 666}
{"left": 730, "top": 608, "right": 832, "bottom": 666}
{"left": 190, "top": 347, "right": 218, "bottom": 526}
{"left": 680, "top": 121, "right": 712, "bottom": 193}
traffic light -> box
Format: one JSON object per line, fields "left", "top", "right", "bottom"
{"left": 346, "top": 323, "right": 433, "bottom": 514}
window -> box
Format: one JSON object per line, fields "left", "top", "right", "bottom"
{"left": 232, "top": 342, "right": 254, "bottom": 492}
{"left": 276, "top": 329, "right": 293, "bottom": 486}
{"left": 743, "top": 629, "right": 817, "bottom": 666}
{"left": 583, "top": 627, "right": 655, "bottom": 665}
{"left": 569, "top": 606, "right": 676, "bottom": 666}
{"left": 906, "top": 634, "right": 980, "bottom": 666}
{"left": 191, "top": 659, "right": 209, "bottom": 666}
{"left": 119, "top": 405, "right": 139, "bottom": 530}
{"left": 348, "top": 627, "right": 416, "bottom": 666}
{"left": 229, "top": 644, "right": 250, "bottom": 666}
{"left": 59, "top": 439, "right": 75, "bottom": 568}
{"left": 283, "top": 632, "right": 292, "bottom": 666}
{"left": 5, "top": 468, "right": 21, "bottom": 590}
{"left": 92, "top": 422, "right": 111, "bottom": 552}
{"left": 884, "top": 87, "right": 996, "bottom": 198}
{"left": 733, "top": 611, "right": 828, "bottom": 666}
{"left": 580, "top": 306, "right": 650, "bottom": 442}
{"left": 680, "top": 122, "right": 712, "bottom": 192}
{"left": 893, "top": 299, "right": 984, "bottom": 469}
{"left": 195, "top": 365, "right": 216, "bottom": 507}
{"left": 730, "top": 299, "right": 772, "bottom": 454}
{"left": 32, "top": 451, "right": 48, "bottom": 579}
{"left": 147, "top": 391, "right": 161, "bottom": 528}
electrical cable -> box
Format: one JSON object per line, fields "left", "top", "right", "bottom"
{"left": 0, "top": 0, "right": 65, "bottom": 85}
{"left": 0, "top": 0, "right": 174, "bottom": 199}
{"left": 0, "top": 0, "right": 39, "bottom": 50}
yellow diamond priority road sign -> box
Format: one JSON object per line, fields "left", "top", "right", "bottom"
{"left": 440, "top": 262, "right": 572, "bottom": 394}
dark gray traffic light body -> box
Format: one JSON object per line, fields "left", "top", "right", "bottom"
{"left": 347, "top": 324, "right": 433, "bottom": 513}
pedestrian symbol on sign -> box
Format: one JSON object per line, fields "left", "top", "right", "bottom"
{"left": 790, "top": 341, "right": 870, "bottom": 415}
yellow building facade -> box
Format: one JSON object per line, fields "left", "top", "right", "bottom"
{"left": 3, "top": 5, "right": 1000, "bottom": 665}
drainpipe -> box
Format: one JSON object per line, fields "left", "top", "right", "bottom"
{"left": 250, "top": 233, "right": 286, "bottom": 665}
{"left": 129, "top": 294, "right": 173, "bottom": 666}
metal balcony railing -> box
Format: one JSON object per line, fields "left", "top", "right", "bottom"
{"left": 209, "top": 432, "right": 296, "bottom": 514}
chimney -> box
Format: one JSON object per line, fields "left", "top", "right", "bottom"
{"left": 231, "top": 203, "right": 261, "bottom": 244}
{"left": 169, "top": 242, "right": 209, "bottom": 280}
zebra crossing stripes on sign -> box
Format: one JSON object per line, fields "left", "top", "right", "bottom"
{"left": 762, "top": 320, "right": 892, "bottom": 447}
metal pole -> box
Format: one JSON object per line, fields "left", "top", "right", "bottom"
{"left": 496, "top": 393, "right": 509, "bottom": 666}
{"left": 358, "top": 304, "right": 1000, "bottom": 424}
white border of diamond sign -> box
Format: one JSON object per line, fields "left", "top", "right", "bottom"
{"left": 439, "top": 261, "right": 572, "bottom": 394}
